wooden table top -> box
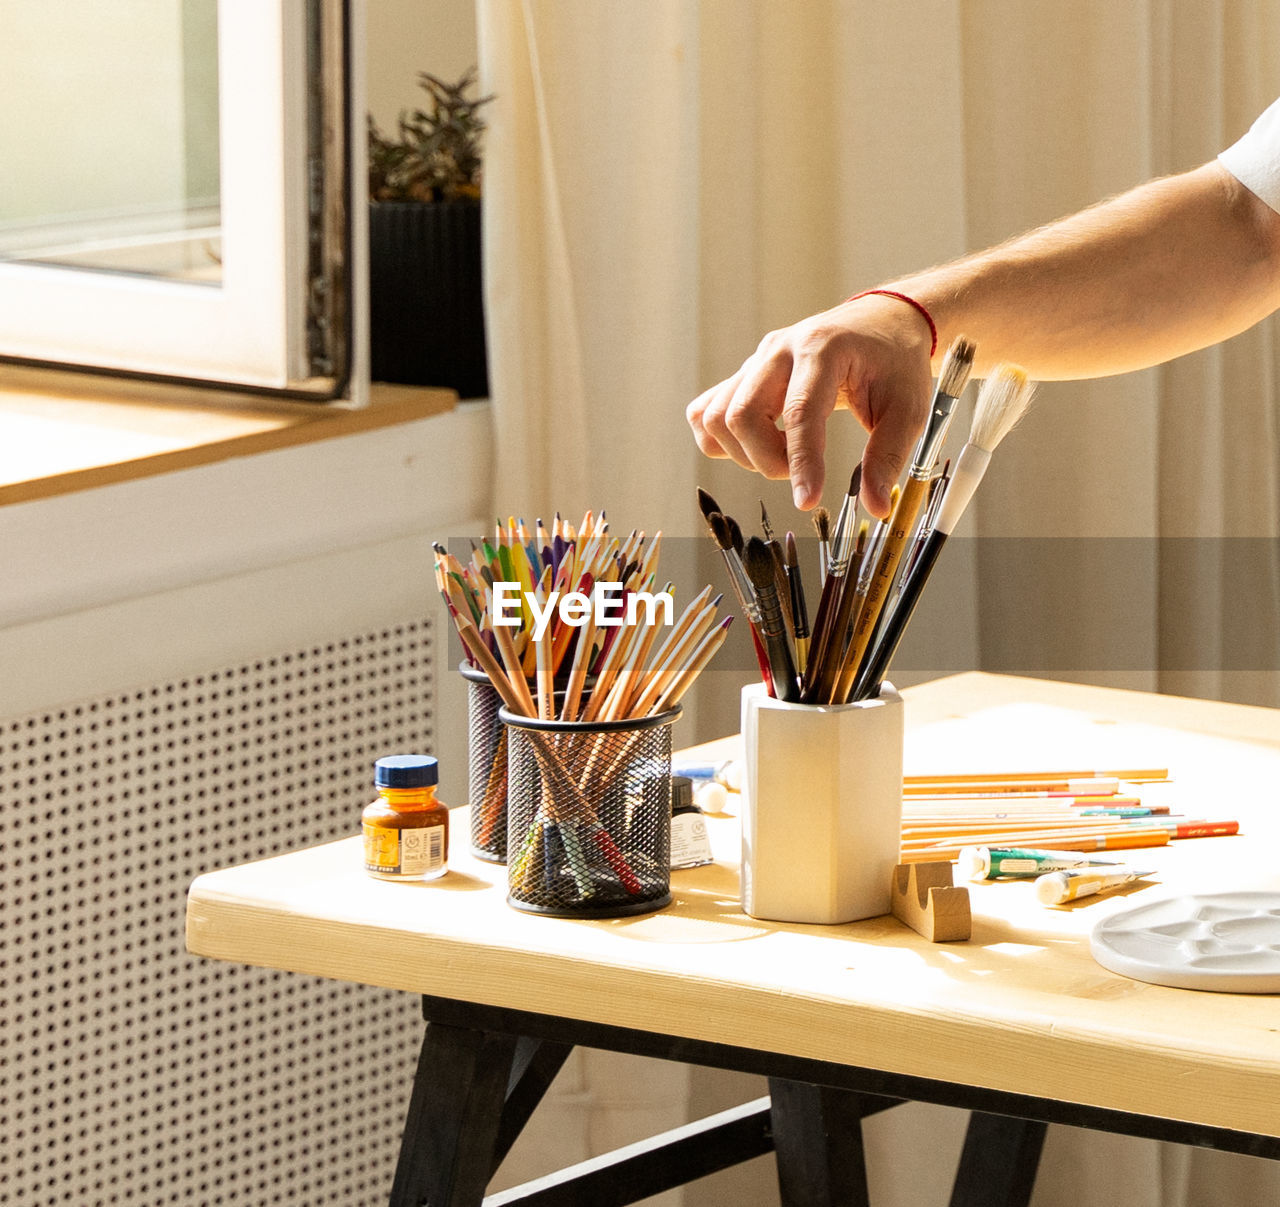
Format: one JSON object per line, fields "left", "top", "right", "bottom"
{"left": 186, "top": 672, "right": 1280, "bottom": 1139}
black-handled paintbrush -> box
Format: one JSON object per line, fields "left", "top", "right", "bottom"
{"left": 760, "top": 500, "right": 795, "bottom": 634}
{"left": 744, "top": 537, "right": 801, "bottom": 702}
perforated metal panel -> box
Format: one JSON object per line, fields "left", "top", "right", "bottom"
{"left": 0, "top": 620, "right": 435, "bottom": 1206}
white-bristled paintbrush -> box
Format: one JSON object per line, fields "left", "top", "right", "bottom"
{"left": 852, "top": 364, "right": 1036, "bottom": 699}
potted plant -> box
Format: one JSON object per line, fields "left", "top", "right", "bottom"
{"left": 367, "top": 68, "right": 494, "bottom": 395}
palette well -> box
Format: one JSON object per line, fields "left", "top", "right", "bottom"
{"left": 1091, "top": 892, "right": 1280, "bottom": 993}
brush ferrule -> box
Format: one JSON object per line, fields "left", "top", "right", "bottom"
{"left": 910, "top": 391, "right": 960, "bottom": 476}
{"left": 754, "top": 580, "right": 787, "bottom": 640}
{"left": 720, "top": 548, "right": 762, "bottom": 623}
{"left": 828, "top": 513, "right": 863, "bottom": 577}
{"left": 828, "top": 500, "right": 852, "bottom": 562}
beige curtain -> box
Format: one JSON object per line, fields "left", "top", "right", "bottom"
{"left": 476, "top": 2, "right": 1280, "bottom": 1203}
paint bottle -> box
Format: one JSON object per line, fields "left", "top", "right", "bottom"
{"left": 669, "top": 776, "right": 713, "bottom": 869}
{"left": 363, "top": 755, "right": 449, "bottom": 881}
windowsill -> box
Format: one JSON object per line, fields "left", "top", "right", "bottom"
{"left": 0, "top": 365, "right": 458, "bottom": 507}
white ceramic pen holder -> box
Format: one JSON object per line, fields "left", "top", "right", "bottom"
{"left": 740, "top": 682, "right": 904, "bottom": 924}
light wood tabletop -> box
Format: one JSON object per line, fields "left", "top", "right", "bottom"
{"left": 186, "top": 672, "right": 1280, "bottom": 1142}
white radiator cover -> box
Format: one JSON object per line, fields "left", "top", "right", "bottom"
{"left": 0, "top": 615, "right": 436, "bottom": 1206}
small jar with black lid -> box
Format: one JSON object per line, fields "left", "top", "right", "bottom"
{"left": 362, "top": 755, "right": 449, "bottom": 881}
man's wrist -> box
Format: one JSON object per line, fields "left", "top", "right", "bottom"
{"left": 844, "top": 288, "right": 938, "bottom": 357}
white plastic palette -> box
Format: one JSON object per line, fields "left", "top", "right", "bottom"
{"left": 1091, "top": 892, "right": 1280, "bottom": 993}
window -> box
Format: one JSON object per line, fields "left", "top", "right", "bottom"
{"left": 0, "top": 0, "right": 355, "bottom": 398}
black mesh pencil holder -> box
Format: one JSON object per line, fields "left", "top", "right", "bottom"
{"left": 501, "top": 705, "right": 681, "bottom": 918}
{"left": 462, "top": 664, "right": 511, "bottom": 862}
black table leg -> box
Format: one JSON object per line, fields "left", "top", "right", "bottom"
{"left": 769, "top": 1078, "right": 889, "bottom": 1207}
{"left": 948, "top": 1112, "right": 1048, "bottom": 1207}
{"left": 492, "top": 1036, "right": 574, "bottom": 1173}
{"left": 390, "top": 1022, "right": 520, "bottom": 1207}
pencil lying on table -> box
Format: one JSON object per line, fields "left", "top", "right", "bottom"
{"left": 901, "top": 828, "right": 1171, "bottom": 864}
{"left": 903, "top": 776, "right": 1123, "bottom": 796}
{"left": 905, "top": 768, "right": 1171, "bottom": 786}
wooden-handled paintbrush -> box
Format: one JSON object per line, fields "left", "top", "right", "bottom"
{"left": 784, "top": 531, "right": 811, "bottom": 673}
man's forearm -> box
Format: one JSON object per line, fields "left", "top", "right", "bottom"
{"left": 890, "top": 162, "right": 1280, "bottom": 379}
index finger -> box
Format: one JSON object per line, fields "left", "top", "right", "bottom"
{"left": 780, "top": 355, "right": 842, "bottom": 510}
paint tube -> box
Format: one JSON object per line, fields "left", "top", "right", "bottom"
{"left": 1034, "top": 865, "right": 1154, "bottom": 905}
{"left": 958, "top": 845, "right": 1122, "bottom": 882}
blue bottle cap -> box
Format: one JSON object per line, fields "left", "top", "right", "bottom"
{"left": 375, "top": 754, "right": 438, "bottom": 789}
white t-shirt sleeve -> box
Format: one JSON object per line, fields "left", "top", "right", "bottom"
{"left": 1218, "top": 97, "right": 1280, "bottom": 213}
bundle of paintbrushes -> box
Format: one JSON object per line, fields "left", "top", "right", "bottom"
{"left": 699, "top": 339, "right": 1037, "bottom": 705}
{"left": 434, "top": 511, "right": 728, "bottom": 914}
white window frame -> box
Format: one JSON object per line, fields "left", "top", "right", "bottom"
{"left": 0, "top": 1, "right": 347, "bottom": 394}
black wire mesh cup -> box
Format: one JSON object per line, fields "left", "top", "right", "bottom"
{"left": 462, "top": 664, "right": 511, "bottom": 862}
{"left": 501, "top": 705, "right": 681, "bottom": 918}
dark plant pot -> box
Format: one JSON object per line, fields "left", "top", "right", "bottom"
{"left": 368, "top": 199, "right": 489, "bottom": 397}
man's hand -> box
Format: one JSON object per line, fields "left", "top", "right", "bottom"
{"left": 686, "top": 292, "right": 935, "bottom": 517}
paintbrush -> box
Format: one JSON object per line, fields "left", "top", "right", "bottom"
{"left": 799, "top": 467, "right": 861, "bottom": 701}
{"left": 784, "top": 531, "right": 810, "bottom": 673}
{"left": 812, "top": 506, "right": 831, "bottom": 582}
{"left": 708, "top": 512, "right": 759, "bottom": 623}
{"left": 744, "top": 537, "right": 801, "bottom": 701}
{"left": 707, "top": 509, "right": 774, "bottom": 693}
{"left": 853, "top": 364, "right": 1034, "bottom": 699}
{"left": 835, "top": 336, "right": 976, "bottom": 701}
{"left": 696, "top": 487, "right": 723, "bottom": 534}
{"left": 760, "top": 500, "right": 795, "bottom": 634}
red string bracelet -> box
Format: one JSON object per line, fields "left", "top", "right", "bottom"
{"left": 845, "top": 289, "right": 938, "bottom": 357}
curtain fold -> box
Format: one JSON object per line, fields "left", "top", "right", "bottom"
{"left": 476, "top": 2, "right": 1280, "bottom": 1203}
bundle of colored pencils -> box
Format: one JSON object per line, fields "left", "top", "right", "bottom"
{"left": 434, "top": 512, "right": 731, "bottom": 723}
{"left": 699, "top": 343, "right": 1039, "bottom": 705}
{"left": 897, "top": 767, "right": 1239, "bottom": 863}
